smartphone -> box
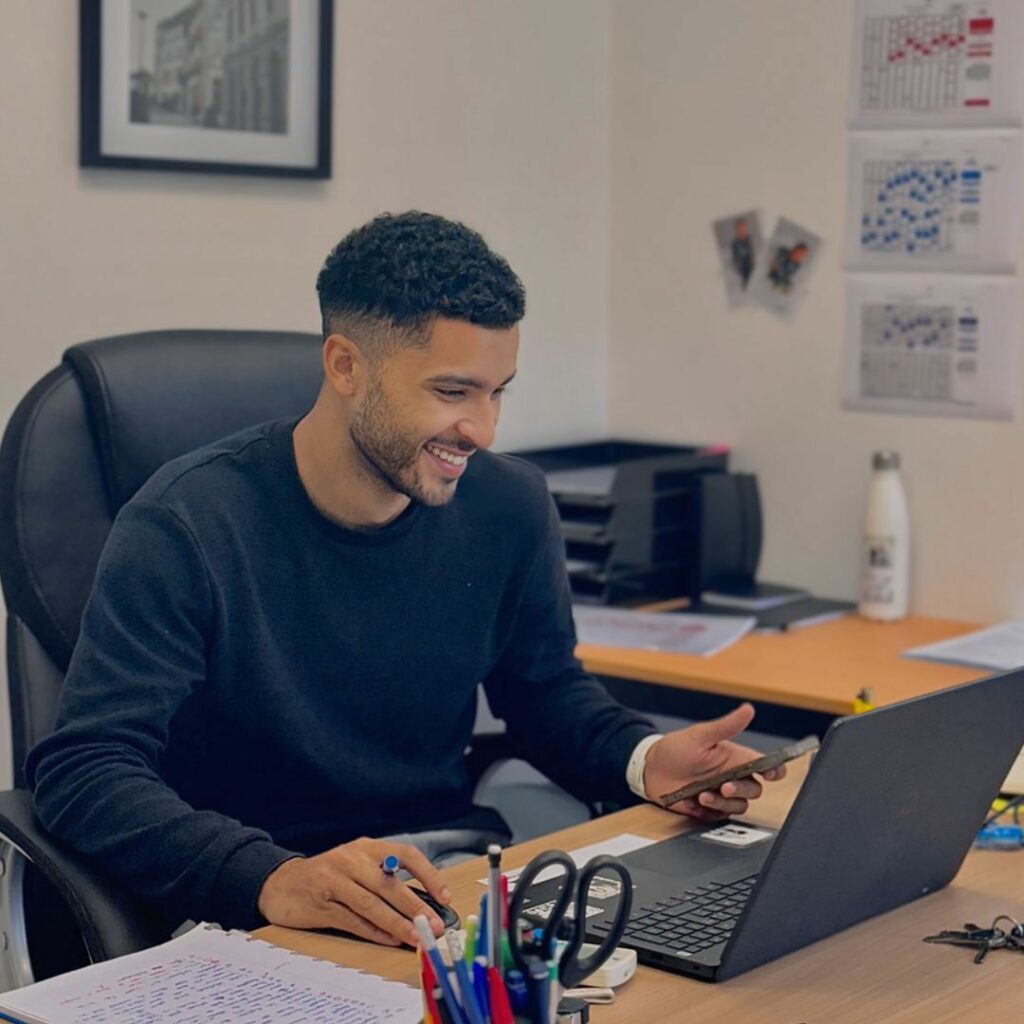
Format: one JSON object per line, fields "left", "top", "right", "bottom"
{"left": 658, "top": 735, "right": 819, "bottom": 808}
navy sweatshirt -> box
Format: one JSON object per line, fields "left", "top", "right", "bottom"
{"left": 27, "top": 419, "right": 655, "bottom": 929}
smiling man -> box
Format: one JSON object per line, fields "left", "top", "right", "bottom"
{"left": 29, "top": 212, "right": 781, "bottom": 950}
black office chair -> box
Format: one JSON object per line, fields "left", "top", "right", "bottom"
{"left": 0, "top": 330, "right": 329, "bottom": 989}
{"left": 0, "top": 328, "right": 592, "bottom": 990}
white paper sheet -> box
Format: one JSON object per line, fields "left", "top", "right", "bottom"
{"left": 542, "top": 465, "right": 616, "bottom": 498}
{"left": 841, "top": 274, "right": 1020, "bottom": 419}
{"left": 845, "top": 131, "right": 1022, "bottom": 273}
{"left": 572, "top": 606, "right": 756, "bottom": 657}
{"left": 0, "top": 925, "right": 421, "bottom": 1024}
{"left": 904, "top": 624, "right": 1024, "bottom": 796}
{"left": 903, "top": 621, "right": 1024, "bottom": 669}
{"left": 849, "top": 0, "right": 1024, "bottom": 129}
{"left": 1001, "top": 746, "right": 1024, "bottom": 795}
{"left": 477, "top": 833, "right": 656, "bottom": 890}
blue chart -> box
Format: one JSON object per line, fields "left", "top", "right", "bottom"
{"left": 844, "top": 276, "right": 1019, "bottom": 420}
{"left": 860, "top": 160, "right": 970, "bottom": 254}
{"left": 847, "top": 132, "right": 1019, "bottom": 272}
{"left": 860, "top": 302, "right": 970, "bottom": 401}
{"left": 863, "top": 303, "right": 955, "bottom": 348}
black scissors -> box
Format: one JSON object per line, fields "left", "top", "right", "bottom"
{"left": 507, "top": 850, "right": 632, "bottom": 989}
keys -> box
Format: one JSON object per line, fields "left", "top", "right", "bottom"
{"left": 924, "top": 916, "right": 1024, "bottom": 964}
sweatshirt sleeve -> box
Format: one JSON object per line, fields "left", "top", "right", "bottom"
{"left": 482, "top": 492, "right": 657, "bottom": 806}
{"left": 26, "top": 500, "right": 297, "bottom": 930}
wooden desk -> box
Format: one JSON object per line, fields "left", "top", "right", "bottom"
{"left": 257, "top": 762, "right": 1024, "bottom": 1023}
{"left": 578, "top": 614, "right": 984, "bottom": 717}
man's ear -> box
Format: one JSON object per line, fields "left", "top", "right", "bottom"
{"left": 322, "top": 333, "right": 367, "bottom": 397}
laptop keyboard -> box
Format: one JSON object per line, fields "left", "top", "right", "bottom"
{"left": 592, "top": 874, "right": 759, "bottom": 957}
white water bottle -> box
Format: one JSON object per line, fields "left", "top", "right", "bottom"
{"left": 858, "top": 450, "right": 909, "bottom": 621}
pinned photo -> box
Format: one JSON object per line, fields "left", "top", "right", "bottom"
{"left": 712, "top": 210, "right": 763, "bottom": 308}
{"left": 749, "top": 217, "right": 823, "bottom": 319}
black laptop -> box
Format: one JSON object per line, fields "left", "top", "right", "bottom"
{"left": 517, "top": 667, "right": 1024, "bottom": 981}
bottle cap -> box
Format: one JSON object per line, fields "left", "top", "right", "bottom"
{"left": 872, "top": 450, "right": 900, "bottom": 470}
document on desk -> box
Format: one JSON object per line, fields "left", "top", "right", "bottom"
{"left": 903, "top": 621, "right": 1024, "bottom": 670}
{"left": 0, "top": 924, "right": 421, "bottom": 1024}
{"left": 572, "top": 605, "right": 756, "bottom": 657}
{"left": 477, "top": 833, "right": 656, "bottom": 890}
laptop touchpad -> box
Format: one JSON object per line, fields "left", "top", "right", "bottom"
{"left": 624, "top": 822, "right": 776, "bottom": 877}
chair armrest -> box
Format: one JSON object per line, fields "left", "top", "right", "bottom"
{"left": 465, "top": 731, "right": 518, "bottom": 785}
{"left": 0, "top": 788, "right": 166, "bottom": 965}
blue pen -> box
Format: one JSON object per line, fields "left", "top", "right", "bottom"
{"left": 504, "top": 968, "right": 529, "bottom": 1014}
{"left": 413, "top": 916, "right": 469, "bottom": 1024}
{"left": 380, "top": 853, "right": 400, "bottom": 876}
{"left": 527, "top": 957, "right": 551, "bottom": 1024}
{"left": 477, "top": 893, "right": 489, "bottom": 962}
{"left": 445, "top": 932, "right": 485, "bottom": 1024}
{"left": 433, "top": 986, "right": 457, "bottom": 1024}
{"left": 452, "top": 956, "right": 484, "bottom": 1024}
{"left": 472, "top": 956, "right": 492, "bottom": 1024}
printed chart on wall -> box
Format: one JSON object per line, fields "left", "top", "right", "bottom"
{"left": 845, "top": 131, "right": 1021, "bottom": 272}
{"left": 842, "top": 274, "right": 1020, "bottom": 418}
{"left": 849, "top": 0, "right": 1024, "bottom": 129}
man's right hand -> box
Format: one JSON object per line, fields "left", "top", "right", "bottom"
{"left": 257, "top": 837, "right": 452, "bottom": 946}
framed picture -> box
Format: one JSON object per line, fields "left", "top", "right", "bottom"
{"left": 80, "top": 0, "right": 333, "bottom": 178}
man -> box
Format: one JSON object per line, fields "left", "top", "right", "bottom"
{"left": 29, "top": 212, "right": 782, "bottom": 950}
{"left": 730, "top": 217, "right": 754, "bottom": 289}
{"left": 767, "top": 241, "right": 808, "bottom": 293}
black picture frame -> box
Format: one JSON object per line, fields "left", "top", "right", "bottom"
{"left": 80, "top": 0, "right": 333, "bottom": 179}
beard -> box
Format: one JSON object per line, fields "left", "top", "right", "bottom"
{"left": 348, "top": 373, "right": 459, "bottom": 507}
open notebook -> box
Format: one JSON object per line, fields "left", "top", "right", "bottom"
{"left": 0, "top": 924, "right": 421, "bottom": 1024}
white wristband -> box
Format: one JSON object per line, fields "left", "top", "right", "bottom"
{"left": 626, "top": 734, "right": 664, "bottom": 800}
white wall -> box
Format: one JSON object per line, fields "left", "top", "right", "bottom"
{"left": 0, "top": 0, "right": 613, "bottom": 788}
{"left": 609, "top": 0, "right": 1024, "bottom": 622}
{"left": 6, "top": 1, "right": 1023, "bottom": 794}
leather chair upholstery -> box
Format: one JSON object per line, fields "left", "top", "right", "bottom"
{"left": 0, "top": 328, "right": 584, "bottom": 990}
{"left": 0, "top": 330, "right": 324, "bottom": 987}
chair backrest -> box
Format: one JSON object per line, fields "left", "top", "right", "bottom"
{"left": 0, "top": 330, "right": 324, "bottom": 785}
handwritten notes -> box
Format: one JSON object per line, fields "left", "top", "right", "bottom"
{"left": 0, "top": 925, "right": 420, "bottom": 1024}
{"left": 572, "top": 605, "right": 755, "bottom": 657}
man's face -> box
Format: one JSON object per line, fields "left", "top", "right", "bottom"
{"left": 348, "top": 318, "right": 519, "bottom": 506}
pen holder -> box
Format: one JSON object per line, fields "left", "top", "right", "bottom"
{"left": 511, "top": 996, "right": 590, "bottom": 1023}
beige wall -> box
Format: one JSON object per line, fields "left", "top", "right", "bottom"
{"left": 5, "top": 1, "right": 1023, "bottom": 791}
{"left": 0, "top": 0, "right": 613, "bottom": 788}
{"left": 610, "top": 0, "right": 1024, "bottom": 622}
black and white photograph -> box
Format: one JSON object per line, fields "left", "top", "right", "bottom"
{"left": 129, "top": 0, "right": 290, "bottom": 134}
{"left": 81, "top": 0, "right": 333, "bottom": 177}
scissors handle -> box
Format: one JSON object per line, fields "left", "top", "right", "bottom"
{"left": 557, "top": 855, "right": 633, "bottom": 991}
{"left": 507, "top": 850, "right": 576, "bottom": 970}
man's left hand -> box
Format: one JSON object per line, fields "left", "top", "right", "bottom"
{"left": 643, "top": 703, "right": 786, "bottom": 821}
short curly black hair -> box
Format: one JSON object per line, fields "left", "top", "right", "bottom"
{"left": 316, "top": 211, "right": 526, "bottom": 355}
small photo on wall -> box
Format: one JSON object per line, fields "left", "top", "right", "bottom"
{"left": 749, "top": 217, "right": 823, "bottom": 319}
{"left": 711, "top": 210, "right": 763, "bottom": 309}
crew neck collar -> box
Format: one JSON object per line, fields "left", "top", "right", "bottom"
{"left": 277, "top": 418, "right": 423, "bottom": 545}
